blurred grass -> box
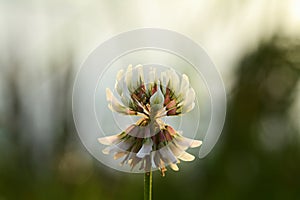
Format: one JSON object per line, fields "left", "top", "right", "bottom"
{"left": 0, "top": 36, "right": 300, "bottom": 200}
{"left": 1, "top": 0, "right": 300, "bottom": 199}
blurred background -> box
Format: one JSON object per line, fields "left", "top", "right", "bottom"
{"left": 1, "top": 0, "right": 300, "bottom": 199}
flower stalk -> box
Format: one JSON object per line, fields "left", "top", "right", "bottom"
{"left": 144, "top": 171, "right": 152, "bottom": 200}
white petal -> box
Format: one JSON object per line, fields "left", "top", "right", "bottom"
{"left": 115, "top": 69, "right": 124, "bottom": 96}
{"left": 106, "top": 88, "right": 133, "bottom": 115}
{"left": 185, "top": 88, "right": 196, "bottom": 105}
{"left": 160, "top": 71, "right": 169, "bottom": 94}
{"left": 98, "top": 135, "right": 120, "bottom": 145}
{"left": 126, "top": 125, "right": 139, "bottom": 137}
{"left": 190, "top": 139, "right": 202, "bottom": 148}
{"left": 151, "top": 152, "right": 157, "bottom": 168}
{"left": 105, "top": 139, "right": 134, "bottom": 155}
{"left": 125, "top": 64, "right": 134, "bottom": 92}
{"left": 148, "top": 67, "right": 157, "bottom": 84}
{"left": 120, "top": 87, "right": 133, "bottom": 107}
{"left": 102, "top": 140, "right": 132, "bottom": 154}
{"left": 130, "top": 156, "right": 142, "bottom": 170}
{"left": 136, "top": 139, "right": 153, "bottom": 158}
{"left": 136, "top": 64, "right": 144, "bottom": 83}
{"left": 144, "top": 126, "right": 151, "bottom": 138}
{"left": 159, "top": 146, "right": 177, "bottom": 164}
{"left": 134, "top": 125, "right": 151, "bottom": 138}
{"left": 175, "top": 136, "right": 202, "bottom": 150}
{"left": 114, "top": 152, "right": 127, "bottom": 160}
{"left": 153, "top": 151, "right": 161, "bottom": 168}
{"left": 180, "top": 88, "right": 196, "bottom": 113}
{"left": 121, "top": 151, "right": 133, "bottom": 165}
{"left": 102, "top": 146, "right": 111, "bottom": 154}
{"left": 178, "top": 151, "right": 195, "bottom": 161}
{"left": 120, "top": 93, "right": 131, "bottom": 107}
{"left": 131, "top": 65, "right": 140, "bottom": 90}
{"left": 136, "top": 126, "right": 145, "bottom": 138}
{"left": 150, "top": 84, "right": 164, "bottom": 107}
{"left": 169, "top": 163, "right": 179, "bottom": 171}
{"left": 169, "top": 69, "right": 180, "bottom": 94}
{"left": 182, "top": 102, "right": 195, "bottom": 114}
{"left": 168, "top": 142, "right": 184, "bottom": 157}
{"left": 117, "top": 139, "right": 134, "bottom": 151}
{"left": 180, "top": 74, "right": 189, "bottom": 96}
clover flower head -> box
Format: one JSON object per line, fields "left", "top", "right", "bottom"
{"left": 98, "top": 64, "right": 202, "bottom": 176}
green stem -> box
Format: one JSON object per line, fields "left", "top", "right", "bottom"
{"left": 144, "top": 171, "right": 152, "bottom": 200}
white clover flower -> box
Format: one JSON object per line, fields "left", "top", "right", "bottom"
{"left": 98, "top": 64, "right": 202, "bottom": 176}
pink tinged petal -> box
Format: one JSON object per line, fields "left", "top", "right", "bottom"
{"left": 158, "top": 130, "right": 167, "bottom": 142}
{"left": 136, "top": 139, "right": 153, "bottom": 158}
{"left": 178, "top": 151, "right": 195, "bottom": 161}
{"left": 169, "top": 163, "right": 179, "bottom": 171}
{"left": 166, "top": 99, "right": 177, "bottom": 115}
{"left": 98, "top": 135, "right": 120, "bottom": 145}
{"left": 164, "top": 88, "right": 171, "bottom": 105}
{"left": 166, "top": 125, "right": 176, "bottom": 136}
{"left": 164, "top": 130, "right": 172, "bottom": 142}
{"left": 151, "top": 84, "right": 158, "bottom": 95}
